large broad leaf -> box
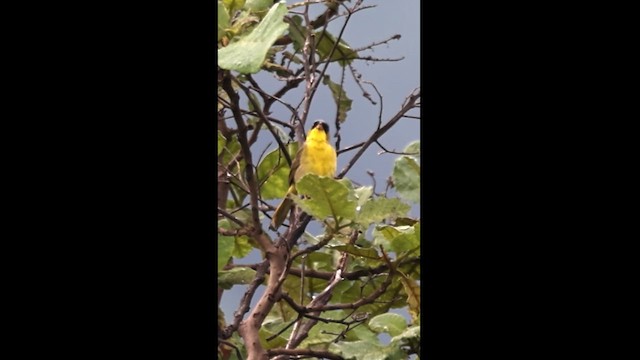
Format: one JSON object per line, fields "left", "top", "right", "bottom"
{"left": 356, "top": 197, "right": 410, "bottom": 226}
{"left": 368, "top": 313, "right": 407, "bottom": 337}
{"left": 322, "top": 75, "right": 352, "bottom": 123}
{"left": 392, "top": 155, "right": 420, "bottom": 204}
{"left": 256, "top": 143, "right": 298, "bottom": 200}
{"left": 293, "top": 174, "right": 357, "bottom": 222}
{"left": 329, "top": 340, "right": 406, "bottom": 360}
{"left": 218, "top": 1, "right": 289, "bottom": 74}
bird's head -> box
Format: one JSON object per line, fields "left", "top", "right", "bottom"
{"left": 308, "top": 120, "right": 330, "bottom": 142}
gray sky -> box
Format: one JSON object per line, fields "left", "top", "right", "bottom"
{"left": 220, "top": 0, "right": 420, "bottom": 330}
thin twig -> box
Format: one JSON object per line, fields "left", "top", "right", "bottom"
{"left": 337, "top": 88, "right": 420, "bottom": 179}
{"left": 218, "top": 207, "right": 246, "bottom": 227}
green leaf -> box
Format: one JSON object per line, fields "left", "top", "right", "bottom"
{"left": 329, "top": 340, "right": 406, "bottom": 360}
{"left": 287, "top": 15, "right": 306, "bottom": 52}
{"left": 270, "top": 124, "right": 294, "bottom": 145}
{"left": 390, "top": 325, "right": 420, "bottom": 347}
{"left": 350, "top": 322, "right": 379, "bottom": 343}
{"left": 256, "top": 143, "right": 297, "bottom": 200}
{"left": 356, "top": 197, "right": 411, "bottom": 226}
{"left": 243, "top": 0, "right": 271, "bottom": 13}
{"left": 231, "top": 235, "right": 253, "bottom": 258}
{"left": 403, "top": 140, "right": 420, "bottom": 159}
{"left": 399, "top": 276, "right": 420, "bottom": 323}
{"left": 226, "top": 11, "right": 260, "bottom": 38}
{"left": 327, "top": 244, "right": 380, "bottom": 260}
{"left": 218, "top": 267, "right": 257, "bottom": 289}
{"left": 322, "top": 75, "right": 352, "bottom": 122}
{"left": 218, "top": 218, "right": 254, "bottom": 269}
{"left": 314, "top": 31, "right": 358, "bottom": 66}
{"left": 300, "top": 251, "right": 334, "bottom": 272}
{"left": 246, "top": 90, "right": 262, "bottom": 112}
{"left": 226, "top": 332, "right": 248, "bottom": 360}
{"left": 392, "top": 155, "right": 420, "bottom": 204}
{"left": 372, "top": 224, "right": 419, "bottom": 254}
{"left": 259, "top": 315, "right": 292, "bottom": 349}
{"left": 223, "top": 0, "right": 246, "bottom": 13}
{"left": 218, "top": 234, "right": 234, "bottom": 272}
{"left": 217, "top": 131, "right": 226, "bottom": 156}
{"left": 293, "top": 174, "right": 358, "bottom": 222}
{"left": 368, "top": 313, "right": 407, "bottom": 337}
{"left": 393, "top": 217, "right": 419, "bottom": 227}
{"left": 354, "top": 186, "right": 373, "bottom": 207}
{"left": 299, "top": 315, "right": 350, "bottom": 348}
{"left": 392, "top": 222, "right": 420, "bottom": 254}
{"left": 218, "top": 2, "right": 289, "bottom": 74}
{"left": 220, "top": 133, "right": 241, "bottom": 164}
{"left": 218, "top": 1, "right": 230, "bottom": 42}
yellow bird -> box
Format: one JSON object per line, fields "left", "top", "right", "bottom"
{"left": 269, "top": 120, "right": 337, "bottom": 230}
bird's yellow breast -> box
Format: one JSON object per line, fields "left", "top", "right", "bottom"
{"left": 295, "top": 136, "right": 337, "bottom": 182}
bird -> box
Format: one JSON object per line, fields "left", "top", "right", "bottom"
{"left": 269, "top": 120, "right": 337, "bottom": 230}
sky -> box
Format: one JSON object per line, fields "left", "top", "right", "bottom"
{"left": 219, "top": 0, "right": 420, "bottom": 338}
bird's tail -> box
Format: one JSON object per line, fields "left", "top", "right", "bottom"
{"left": 269, "top": 197, "right": 294, "bottom": 231}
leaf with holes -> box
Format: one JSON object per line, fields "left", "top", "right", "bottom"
{"left": 293, "top": 174, "right": 357, "bottom": 222}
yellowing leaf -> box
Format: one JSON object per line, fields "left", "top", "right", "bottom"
{"left": 399, "top": 276, "right": 420, "bottom": 323}
{"left": 218, "top": 1, "right": 230, "bottom": 41}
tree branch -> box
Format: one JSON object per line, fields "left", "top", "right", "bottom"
{"left": 268, "top": 348, "right": 343, "bottom": 360}
{"left": 337, "top": 88, "right": 420, "bottom": 179}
